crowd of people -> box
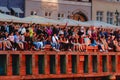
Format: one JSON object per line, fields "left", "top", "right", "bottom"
{"left": 0, "top": 22, "right": 120, "bottom": 52}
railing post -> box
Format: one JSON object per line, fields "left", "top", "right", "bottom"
{"left": 20, "top": 54, "right": 26, "bottom": 76}
{"left": 7, "top": 54, "right": 12, "bottom": 76}
{"left": 116, "top": 54, "right": 118, "bottom": 73}
{"left": 32, "top": 54, "right": 38, "bottom": 75}
{"left": 77, "top": 55, "right": 79, "bottom": 74}
{"left": 107, "top": 55, "right": 110, "bottom": 72}
{"left": 88, "top": 55, "right": 92, "bottom": 73}
{"left": 77, "top": 55, "right": 84, "bottom": 73}
{"left": 98, "top": 55, "right": 102, "bottom": 73}
{"left": 45, "top": 54, "right": 50, "bottom": 74}
{"left": 56, "top": 54, "right": 60, "bottom": 74}
{"left": 67, "top": 54, "right": 72, "bottom": 74}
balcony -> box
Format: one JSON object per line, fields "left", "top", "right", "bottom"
{"left": 0, "top": 51, "right": 119, "bottom": 79}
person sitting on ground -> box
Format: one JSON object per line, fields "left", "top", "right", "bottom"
{"left": 113, "top": 38, "right": 120, "bottom": 52}
{"left": 107, "top": 36, "right": 116, "bottom": 52}
{"left": 89, "top": 37, "right": 97, "bottom": 46}
{"left": 32, "top": 32, "right": 40, "bottom": 51}
{"left": 14, "top": 32, "right": 24, "bottom": 50}
{"left": 100, "top": 36, "right": 108, "bottom": 52}
{"left": 8, "top": 32, "right": 15, "bottom": 50}
{"left": 37, "top": 34, "right": 44, "bottom": 50}
{"left": 97, "top": 38, "right": 105, "bottom": 52}
{"left": 3, "top": 32, "right": 12, "bottom": 50}
{"left": 67, "top": 35, "right": 73, "bottom": 51}
{"left": 51, "top": 33, "right": 60, "bottom": 51}
{"left": 0, "top": 32, "right": 3, "bottom": 50}
{"left": 24, "top": 30, "right": 31, "bottom": 50}
{"left": 78, "top": 35, "right": 85, "bottom": 52}
{"left": 84, "top": 35, "right": 91, "bottom": 51}
{"left": 61, "top": 35, "right": 69, "bottom": 51}
{"left": 72, "top": 34, "right": 81, "bottom": 51}
{"left": 59, "top": 34, "right": 65, "bottom": 51}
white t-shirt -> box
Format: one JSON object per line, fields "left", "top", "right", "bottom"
{"left": 52, "top": 36, "right": 58, "bottom": 43}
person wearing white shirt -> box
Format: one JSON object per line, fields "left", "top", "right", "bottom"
{"left": 51, "top": 34, "right": 60, "bottom": 51}
{"left": 18, "top": 25, "right": 26, "bottom": 35}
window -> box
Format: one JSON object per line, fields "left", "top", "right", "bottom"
{"left": 31, "top": 11, "right": 34, "bottom": 15}
{"left": 107, "top": 12, "right": 113, "bottom": 24}
{"left": 12, "top": 55, "right": 19, "bottom": 75}
{"left": 26, "top": 55, "right": 32, "bottom": 75}
{"left": 45, "top": 12, "right": 51, "bottom": 17}
{"left": 0, "top": 55, "right": 6, "bottom": 76}
{"left": 58, "top": 13, "right": 64, "bottom": 20}
{"left": 45, "top": 12, "right": 48, "bottom": 16}
{"left": 116, "top": 0, "right": 120, "bottom": 2}
{"left": 96, "top": 11, "right": 103, "bottom": 21}
{"left": 38, "top": 55, "right": 45, "bottom": 74}
{"left": 58, "top": 13, "right": 60, "bottom": 17}
{"left": 49, "top": 12, "right": 51, "bottom": 16}
{"left": 61, "top": 14, "right": 64, "bottom": 17}
{"left": 31, "top": 11, "right": 37, "bottom": 15}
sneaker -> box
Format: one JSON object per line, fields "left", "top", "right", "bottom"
{"left": 108, "top": 47, "right": 112, "bottom": 50}
{"left": 105, "top": 50, "right": 108, "bottom": 52}
{"left": 100, "top": 49, "right": 103, "bottom": 52}
{"left": 68, "top": 49, "right": 72, "bottom": 51}
{"left": 53, "top": 47, "right": 56, "bottom": 50}
{"left": 42, "top": 47, "right": 45, "bottom": 49}
{"left": 34, "top": 47, "right": 39, "bottom": 51}
{"left": 56, "top": 49, "right": 60, "bottom": 52}
{"left": 12, "top": 48, "right": 14, "bottom": 51}
{"left": 14, "top": 48, "right": 17, "bottom": 51}
{"left": 6, "top": 46, "right": 10, "bottom": 49}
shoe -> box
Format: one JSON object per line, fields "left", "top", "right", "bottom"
{"left": 100, "top": 49, "right": 103, "bottom": 52}
{"left": 105, "top": 50, "right": 108, "bottom": 52}
{"left": 108, "top": 47, "right": 112, "bottom": 50}
{"left": 34, "top": 47, "right": 39, "bottom": 51}
{"left": 56, "top": 49, "right": 60, "bottom": 52}
{"left": 53, "top": 47, "right": 56, "bottom": 50}
{"left": 14, "top": 48, "right": 17, "bottom": 51}
{"left": 12, "top": 48, "right": 14, "bottom": 51}
{"left": 6, "top": 46, "right": 10, "bottom": 49}
{"left": 68, "top": 49, "right": 72, "bottom": 51}
{"left": 42, "top": 47, "right": 45, "bottom": 49}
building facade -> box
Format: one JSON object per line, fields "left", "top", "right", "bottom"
{"left": 92, "top": 0, "right": 120, "bottom": 26}
{"left": 25, "top": 0, "right": 92, "bottom": 21}
{"left": 0, "top": 0, "right": 25, "bottom": 17}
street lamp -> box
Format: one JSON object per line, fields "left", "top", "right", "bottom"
{"left": 115, "top": 10, "right": 119, "bottom": 26}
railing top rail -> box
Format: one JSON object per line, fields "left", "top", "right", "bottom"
{"left": 0, "top": 51, "right": 119, "bottom": 55}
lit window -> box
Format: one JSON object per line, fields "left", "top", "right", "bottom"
{"left": 31, "top": 11, "right": 37, "bottom": 15}
{"left": 58, "top": 13, "right": 60, "bottom": 17}
{"left": 96, "top": 11, "right": 103, "bottom": 21}
{"left": 31, "top": 11, "right": 34, "bottom": 15}
{"left": 49, "top": 12, "right": 51, "bottom": 16}
{"left": 61, "top": 14, "right": 64, "bottom": 17}
{"left": 45, "top": 12, "right": 48, "bottom": 16}
{"left": 107, "top": 12, "right": 113, "bottom": 24}
{"left": 45, "top": 12, "right": 51, "bottom": 16}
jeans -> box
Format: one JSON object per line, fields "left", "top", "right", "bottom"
{"left": 33, "top": 42, "right": 43, "bottom": 49}
{"left": 51, "top": 43, "right": 60, "bottom": 49}
{"left": 37, "top": 42, "right": 43, "bottom": 48}
{"left": 33, "top": 42, "right": 39, "bottom": 49}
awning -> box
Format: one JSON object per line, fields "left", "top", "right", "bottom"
{"left": 11, "top": 7, "right": 23, "bottom": 13}
{"left": 0, "top": 6, "right": 10, "bottom": 13}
